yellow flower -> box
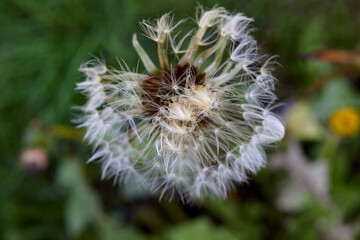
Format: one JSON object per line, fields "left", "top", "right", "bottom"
{"left": 330, "top": 107, "right": 360, "bottom": 137}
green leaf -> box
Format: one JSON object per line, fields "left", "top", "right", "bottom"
{"left": 311, "top": 79, "right": 360, "bottom": 122}
{"left": 65, "top": 186, "right": 101, "bottom": 236}
{"left": 97, "top": 217, "right": 147, "bottom": 240}
{"left": 57, "top": 160, "right": 101, "bottom": 237}
{"left": 165, "top": 217, "right": 238, "bottom": 240}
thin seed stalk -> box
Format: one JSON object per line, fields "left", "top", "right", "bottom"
{"left": 158, "top": 38, "right": 170, "bottom": 70}
{"left": 220, "top": 60, "right": 233, "bottom": 74}
{"left": 193, "top": 37, "right": 223, "bottom": 67}
{"left": 211, "top": 62, "right": 244, "bottom": 85}
{"left": 179, "top": 26, "right": 208, "bottom": 65}
{"left": 214, "top": 36, "right": 229, "bottom": 67}
{"left": 204, "top": 36, "right": 230, "bottom": 76}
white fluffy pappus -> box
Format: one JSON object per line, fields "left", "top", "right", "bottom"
{"left": 75, "top": 6, "right": 285, "bottom": 201}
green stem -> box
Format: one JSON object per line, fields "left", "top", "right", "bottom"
{"left": 132, "top": 33, "right": 158, "bottom": 74}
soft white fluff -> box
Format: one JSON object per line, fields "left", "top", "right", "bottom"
{"left": 76, "top": 6, "right": 284, "bottom": 201}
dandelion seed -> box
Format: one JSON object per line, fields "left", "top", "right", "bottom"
{"left": 76, "top": 6, "right": 285, "bottom": 201}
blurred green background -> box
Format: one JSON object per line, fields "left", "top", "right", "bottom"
{"left": 1, "top": 0, "right": 360, "bottom": 239}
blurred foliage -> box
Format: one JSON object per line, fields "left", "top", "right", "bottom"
{"left": 1, "top": 0, "right": 360, "bottom": 239}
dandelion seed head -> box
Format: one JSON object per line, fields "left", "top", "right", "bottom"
{"left": 76, "top": 6, "right": 284, "bottom": 201}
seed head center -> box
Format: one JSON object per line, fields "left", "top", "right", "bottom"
{"left": 141, "top": 63, "right": 212, "bottom": 132}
